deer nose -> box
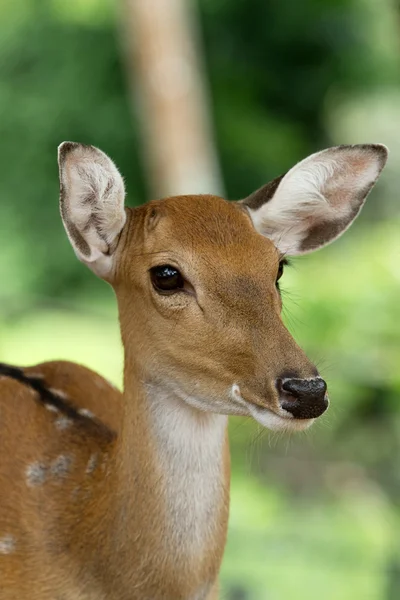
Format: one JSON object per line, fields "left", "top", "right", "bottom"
{"left": 277, "top": 377, "right": 328, "bottom": 419}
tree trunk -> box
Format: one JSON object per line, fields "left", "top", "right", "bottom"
{"left": 120, "top": 0, "right": 224, "bottom": 199}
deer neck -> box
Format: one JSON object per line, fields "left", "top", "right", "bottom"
{"left": 95, "top": 355, "right": 230, "bottom": 596}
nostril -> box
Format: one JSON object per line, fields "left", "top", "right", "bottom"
{"left": 276, "top": 378, "right": 297, "bottom": 402}
{"left": 281, "top": 379, "right": 300, "bottom": 398}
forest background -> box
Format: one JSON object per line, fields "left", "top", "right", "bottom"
{"left": 0, "top": 1, "right": 399, "bottom": 598}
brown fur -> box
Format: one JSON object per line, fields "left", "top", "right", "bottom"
{"left": 0, "top": 195, "right": 320, "bottom": 600}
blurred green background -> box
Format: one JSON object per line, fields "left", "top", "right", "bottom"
{"left": 0, "top": 0, "right": 399, "bottom": 598}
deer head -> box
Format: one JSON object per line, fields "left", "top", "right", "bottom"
{"left": 59, "top": 142, "right": 387, "bottom": 432}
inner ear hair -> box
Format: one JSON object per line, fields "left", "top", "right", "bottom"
{"left": 240, "top": 143, "right": 388, "bottom": 255}
{"left": 58, "top": 142, "right": 127, "bottom": 278}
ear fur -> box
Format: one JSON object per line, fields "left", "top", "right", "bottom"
{"left": 242, "top": 144, "right": 388, "bottom": 255}
{"left": 58, "top": 142, "right": 126, "bottom": 278}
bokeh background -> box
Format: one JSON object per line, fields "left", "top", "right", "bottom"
{"left": 0, "top": 0, "right": 399, "bottom": 598}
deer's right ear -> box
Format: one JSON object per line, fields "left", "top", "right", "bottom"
{"left": 58, "top": 142, "right": 126, "bottom": 279}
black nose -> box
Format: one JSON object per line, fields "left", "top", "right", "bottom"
{"left": 278, "top": 377, "right": 328, "bottom": 419}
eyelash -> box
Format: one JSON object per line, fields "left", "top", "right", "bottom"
{"left": 276, "top": 258, "right": 290, "bottom": 292}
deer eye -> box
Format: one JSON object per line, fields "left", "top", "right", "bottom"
{"left": 276, "top": 261, "right": 284, "bottom": 283}
{"left": 276, "top": 259, "right": 289, "bottom": 288}
{"left": 150, "top": 265, "right": 185, "bottom": 294}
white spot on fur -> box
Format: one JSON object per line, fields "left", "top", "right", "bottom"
{"left": 78, "top": 408, "right": 94, "bottom": 419}
{"left": 51, "top": 455, "right": 73, "bottom": 479}
{"left": 26, "top": 462, "right": 47, "bottom": 487}
{"left": 55, "top": 416, "right": 72, "bottom": 431}
{"left": 49, "top": 387, "right": 69, "bottom": 400}
{"left": 0, "top": 535, "right": 15, "bottom": 554}
{"left": 45, "top": 404, "right": 59, "bottom": 413}
{"left": 86, "top": 453, "right": 98, "bottom": 474}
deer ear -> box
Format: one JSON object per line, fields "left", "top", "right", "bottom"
{"left": 58, "top": 142, "right": 126, "bottom": 278}
{"left": 241, "top": 144, "right": 388, "bottom": 255}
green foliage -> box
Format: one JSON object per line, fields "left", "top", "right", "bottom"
{"left": 199, "top": 0, "right": 400, "bottom": 197}
{"left": 0, "top": 0, "right": 144, "bottom": 297}
{"left": 222, "top": 474, "right": 391, "bottom": 599}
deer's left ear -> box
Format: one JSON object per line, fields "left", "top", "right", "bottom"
{"left": 241, "top": 144, "right": 388, "bottom": 255}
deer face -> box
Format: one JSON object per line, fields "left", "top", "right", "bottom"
{"left": 58, "top": 142, "right": 388, "bottom": 431}
{"left": 114, "top": 195, "right": 321, "bottom": 431}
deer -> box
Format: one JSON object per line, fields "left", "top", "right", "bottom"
{"left": 0, "top": 141, "right": 387, "bottom": 599}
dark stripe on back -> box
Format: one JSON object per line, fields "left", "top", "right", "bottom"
{"left": 0, "top": 362, "right": 115, "bottom": 442}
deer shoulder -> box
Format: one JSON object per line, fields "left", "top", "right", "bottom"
{"left": 0, "top": 361, "right": 120, "bottom": 600}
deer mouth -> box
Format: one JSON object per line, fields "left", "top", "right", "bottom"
{"left": 230, "top": 384, "right": 315, "bottom": 432}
